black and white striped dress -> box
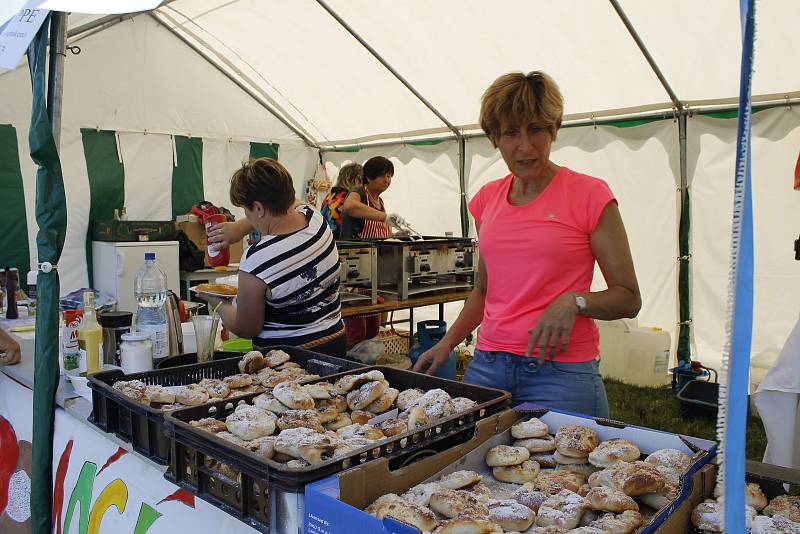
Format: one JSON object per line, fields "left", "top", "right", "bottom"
{"left": 240, "top": 205, "right": 343, "bottom": 347}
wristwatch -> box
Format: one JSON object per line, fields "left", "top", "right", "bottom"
{"left": 572, "top": 293, "right": 587, "bottom": 315}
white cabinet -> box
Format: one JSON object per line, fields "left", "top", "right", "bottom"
{"left": 92, "top": 241, "right": 179, "bottom": 313}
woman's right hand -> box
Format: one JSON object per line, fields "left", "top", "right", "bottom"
{"left": 413, "top": 342, "right": 450, "bottom": 375}
{"left": 208, "top": 219, "right": 251, "bottom": 248}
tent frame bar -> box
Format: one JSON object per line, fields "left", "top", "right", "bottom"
{"left": 148, "top": 13, "right": 319, "bottom": 148}
{"left": 48, "top": 12, "right": 68, "bottom": 149}
{"left": 608, "top": 0, "right": 683, "bottom": 111}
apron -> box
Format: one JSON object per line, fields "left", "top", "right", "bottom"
{"left": 359, "top": 188, "right": 393, "bottom": 239}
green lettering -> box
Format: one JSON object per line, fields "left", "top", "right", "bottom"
{"left": 133, "top": 503, "right": 162, "bottom": 534}
{"left": 62, "top": 462, "right": 97, "bottom": 534}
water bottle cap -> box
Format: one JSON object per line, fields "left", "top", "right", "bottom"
{"left": 27, "top": 270, "right": 37, "bottom": 285}
{"left": 144, "top": 252, "right": 156, "bottom": 261}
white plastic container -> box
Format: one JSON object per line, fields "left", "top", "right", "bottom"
{"left": 597, "top": 319, "right": 637, "bottom": 380}
{"left": 597, "top": 320, "right": 671, "bottom": 387}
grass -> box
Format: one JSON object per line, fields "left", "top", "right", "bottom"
{"left": 604, "top": 379, "right": 768, "bottom": 462}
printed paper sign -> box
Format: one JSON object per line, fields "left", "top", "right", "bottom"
{"left": 0, "top": 1, "right": 49, "bottom": 70}
{"left": 0, "top": 1, "right": 30, "bottom": 29}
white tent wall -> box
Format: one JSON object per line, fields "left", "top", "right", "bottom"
{"left": 690, "top": 107, "right": 800, "bottom": 371}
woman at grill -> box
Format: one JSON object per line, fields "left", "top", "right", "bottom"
{"left": 413, "top": 71, "right": 641, "bottom": 417}
{"left": 199, "top": 158, "right": 346, "bottom": 357}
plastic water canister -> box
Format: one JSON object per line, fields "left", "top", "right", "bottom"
{"left": 408, "top": 320, "right": 456, "bottom": 380}
{"left": 623, "top": 326, "right": 672, "bottom": 387}
{"left": 133, "top": 253, "right": 169, "bottom": 361}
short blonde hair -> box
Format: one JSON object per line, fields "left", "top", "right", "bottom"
{"left": 479, "top": 71, "right": 564, "bottom": 145}
{"left": 335, "top": 163, "right": 363, "bottom": 190}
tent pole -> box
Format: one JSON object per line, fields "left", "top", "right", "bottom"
{"left": 608, "top": 0, "right": 683, "bottom": 111}
{"left": 677, "top": 113, "right": 692, "bottom": 365}
{"left": 66, "top": 1, "right": 180, "bottom": 38}
{"left": 47, "top": 12, "right": 67, "bottom": 149}
{"left": 314, "top": 0, "right": 470, "bottom": 234}
{"left": 147, "top": 13, "right": 319, "bottom": 148}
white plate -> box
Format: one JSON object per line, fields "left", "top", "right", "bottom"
{"left": 189, "top": 286, "right": 236, "bottom": 299}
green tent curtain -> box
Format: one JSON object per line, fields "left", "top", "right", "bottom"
{"left": 28, "top": 17, "right": 67, "bottom": 534}
{"left": 0, "top": 124, "right": 30, "bottom": 289}
{"left": 171, "top": 135, "right": 204, "bottom": 218}
{"left": 249, "top": 141, "right": 279, "bottom": 160}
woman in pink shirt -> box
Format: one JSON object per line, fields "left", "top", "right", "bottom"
{"left": 413, "top": 72, "right": 641, "bottom": 417}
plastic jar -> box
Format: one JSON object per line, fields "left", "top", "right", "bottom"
{"left": 120, "top": 332, "right": 154, "bottom": 374}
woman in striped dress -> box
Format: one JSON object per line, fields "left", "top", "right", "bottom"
{"left": 199, "top": 158, "right": 346, "bottom": 357}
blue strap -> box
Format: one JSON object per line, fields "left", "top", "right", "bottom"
{"left": 723, "top": 0, "right": 755, "bottom": 531}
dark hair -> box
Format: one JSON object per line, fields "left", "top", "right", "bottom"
{"left": 229, "top": 158, "right": 295, "bottom": 215}
{"left": 362, "top": 156, "right": 394, "bottom": 182}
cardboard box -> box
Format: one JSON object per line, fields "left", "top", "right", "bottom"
{"left": 176, "top": 215, "right": 244, "bottom": 267}
{"left": 305, "top": 406, "right": 717, "bottom": 534}
{"left": 656, "top": 460, "right": 800, "bottom": 532}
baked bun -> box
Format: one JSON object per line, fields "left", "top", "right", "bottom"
{"left": 113, "top": 380, "right": 151, "bottom": 405}
{"left": 274, "top": 427, "right": 336, "bottom": 464}
{"left": 274, "top": 381, "right": 315, "bottom": 410}
{"left": 223, "top": 373, "right": 253, "bottom": 389}
{"left": 145, "top": 385, "right": 176, "bottom": 404}
{"left": 493, "top": 460, "right": 540, "bottom": 484}
{"left": 196, "top": 282, "right": 237, "bottom": 295}
{"left": 512, "top": 418, "right": 549, "bottom": 439}
{"left": 350, "top": 409, "right": 374, "bottom": 425}
{"left": 451, "top": 396, "right": 479, "bottom": 413}
{"left": 324, "top": 413, "right": 352, "bottom": 431}
{"left": 244, "top": 436, "right": 276, "bottom": 460}
{"left": 488, "top": 499, "right": 536, "bottom": 531}
{"left": 225, "top": 404, "right": 277, "bottom": 440}
{"left": 253, "top": 393, "right": 289, "bottom": 414}
{"left": 239, "top": 351, "right": 267, "bottom": 374}
{"left": 465, "top": 483, "right": 494, "bottom": 504}
{"left": 516, "top": 435, "right": 557, "bottom": 453}
{"left": 366, "top": 494, "right": 439, "bottom": 532}
{"left": 379, "top": 417, "right": 407, "bottom": 437}
{"left": 277, "top": 409, "right": 325, "bottom": 433}
{"left": 644, "top": 448, "right": 692, "bottom": 472}
{"left": 585, "top": 486, "right": 639, "bottom": 513}
{"left": 263, "top": 349, "right": 291, "bottom": 368}
{"left": 336, "top": 423, "right": 384, "bottom": 441}
{"left": 691, "top": 501, "right": 722, "bottom": 531}
{"left": 555, "top": 463, "right": 597, "bottom": 479}
{"left": 751, "top": 514, "right": 800, "bottom": 534}
{"left": 190, "top": 417, "right": 227, "bottom": 433}
{"left": 512, "top": 483, "right": 549, "bottom": 512}
{"left": 347, "top": 380, "right": 386, "bottom": 411}
{"left": 554, "top": 425, "right": 598, "bottom": 459}
{"left": 554, "top": 451, "right": 590, "bottom": 465}
{"left": 745, "top": 482, "right": 769, "bottom": 511}
{"left": 436, "top": 517, "right": 503, "bottom": 534}
{"left": 764, "top": 494, "right": 800, "bottom": 522}
{"left": 304, "top": 382, "right": 334, "bottom": 400}
{"left": 530, "top": 452, "right": 558, "bottom": 468}
{"left": 429, "top": 489, "right": 489, "bottom": 519}
{"left": 366, "top": 387, "right": 399, "bottom": 414}
{"left": 416, "top": 388, "right": 456, "bottom": 420}
{"left": 402, "top": 482, "right": 444, "bottom": 507}
{"left": 637, "top": 483, "right": 678, "bottom": 510}
{"left": 198, "top": 378, "right": 231, "bottom": 399}
{"left": 439, "top": 470, "right": 483, "bottom": 490}
{"left": 535, "top": 489, "right": 586, "bottom": 529}
{"left": 396, "top": 388, "right": 424, "bottom": 410}
{"left": 318, "top": 395, "right": 348, "bottom": 414}
{"left": 566, "top": 528, "right": 606, "bottom": 534}
{"left": 175, "top": 384, "right": 209, "bottom": 406}
{"left": 533, "top": 470, "right": 586, "bottom": 494}
{"left": 588, "top": 510, "right": 643, "bottom": 533}
{"left": 485, "top": 445, "right": 530, "bottom": 467}
{"left": 405, "top": 406, "right": 429, "bottom": 430}
{"left": 588, "top": 438, "right": 640, "bottom": 467}
{"left": 333, "top": 370, "right": 385, "bottom": 394}
{"left": 605, "top": 461, "right": 666, "bottom": 496}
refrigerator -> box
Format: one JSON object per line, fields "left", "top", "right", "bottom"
{"left": 92, "top": 241, "right": 180, "bottom": 313}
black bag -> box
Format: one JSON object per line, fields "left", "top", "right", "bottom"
{"left": 176, "top": 230, "right": 204, "bottom": 272}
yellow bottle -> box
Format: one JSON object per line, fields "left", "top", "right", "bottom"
{"left": 77, "top": 291, "right": 102, "bottom": 375}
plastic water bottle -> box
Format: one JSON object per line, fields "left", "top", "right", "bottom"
{"left": 133, "top": 252, "right": 169, "bottom": 362}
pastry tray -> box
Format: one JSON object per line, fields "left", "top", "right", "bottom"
{"left": 163, "top": 366, "right": 511, "bottom": 530}
{"left": 87, "top": 346, "right": 365, "bottom": 465}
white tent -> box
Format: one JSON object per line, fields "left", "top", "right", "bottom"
{"left": 0, "top": 0, "right": 798, "bottom": 370}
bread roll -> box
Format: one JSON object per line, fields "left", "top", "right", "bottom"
{"left": 244, "top": 436, "right": 275, "bottom": 460}
{"left": 512, "top": 483, "right": 549, "bottom": 512}
{"left": 493, "top": 459, "right": 540, "bottom": 484}
{"left": 488, "top": 499, "right": 536, "bottom": 531}
{"left": 485, "top": 445, "right": 530, "bottom": 467}
{"left": 324, "top": 413, "right": 352, "bottom": 431}
{"left": 436, "top": 517, "right": 503, "bottom": 534}
{"left": 253, "top": 393, "right": 289, "bottom": 414}
{"left": 439, "top": 470, "right": 483, "bottom": 490}
{"left": 198, "top": 378, "right": 231, "bottom": 399}
{"left": 535, "top": 489, "right": 586, "bottom": 529}
{"left": 516, "top": 435, "right": 557, "bottom": 453}
{"left": 764, "top": 494, "right": 800, "bottom": 522}
{"left": 644, "top": 448, "right": 692, "bottom": 472}
{"left": 604, "top": 461, "right": 666, "bottom": 496}
{"left": 751, "top": 514, "right": 800, "bottom": 534}
{"left": 274, "top": 381, "right": 315, "bottom": 410}
{"left": 264, "top": 349, "right": 291, "bottom": 368}
{"left": 406, "top": 406, "right": 429, "bottom": 430}
{"left": 396, "top": 388, "right": 424, "bottom": 410}
{"left": 175, "top": 384, "right": 209, "bottom": 406}
{"left": 585, "top": 486, "right": 639, "bottom": 513}
{"left": 416, "top": 388, "right": 456, "bottom": 420}
{"left": 225, "top": 404, "right": 277, "bottom": 440}
{"left": 238, "top": 351, "right": 267, "bottom": 374}
{"left": 336, "top": 423, "right": 384, "bottom": 441}
{"left": 512, "top": 418, "right": 549, "bottom": 439}
{"left": 554, "top": 425, "right": 598, "bottom": 459}
{"left": 530, "top": 452, "right": 558, "bottom": 468}
{"left": 379, "top": 417, "right": 407, "bottom": 437}
{"left": 366, "top": 494, "right": 439, "bottom": 532}
{"left": 274, "top": 427, "right": 336, "bottom": 464}
{"left": 533, "top": 469, "right": 586, "bottom": 494}
{"left": 588, "top": 510, "right": 643, "bottom": 534}
{"left": 190, "top": 417, "right": 227, "bottom": 433}
{"left": 145, "top": 385, "right": 176, "bottom": 404}
{"left": 451, "top": 396, "right": 479, "bottom": 414}
{"left": 637, "top": 483, "right": 678, "bottom": 510}
{"left": 223, "top": 373, "right": 253, "bottom": 389}
{"left": 303, "top": 381, "right": 334, "bottom": 400}
{"left": 588, "top": 438, "right": 640, "bottom": 468}
{"left": 346, "top": 380, "right": 386, "bottom": 411}
{"left": 366, "top": 387, "right": 399, "bottom": 414}
{"left": 333, "top": 370, "right": 385, "bottom": 394}
{"left": 277, "top": 409, "right": 325, "bottom": 433}
{"left": 401, "top": 482, "right": 444, "bottom": 507}
{"left": 429, "top": 489, "right": 489, "bottom": 519}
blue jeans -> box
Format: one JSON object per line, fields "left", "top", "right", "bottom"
{"left": 464, "top": 349, "right": 609, "bottom": 418}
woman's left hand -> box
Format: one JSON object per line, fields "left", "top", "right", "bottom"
{"left": 526, "top": 293, "right": 578, "bottom": 360}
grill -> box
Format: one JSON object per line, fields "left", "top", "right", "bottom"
{"left": 337, "top": 240, "right": 377, "bottom": 304}
{"left": 370, "top": 236, "right": 477, "bottom": 299}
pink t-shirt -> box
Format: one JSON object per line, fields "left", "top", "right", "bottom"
{"left": 469, "top": 167, "right": 615, "bottom": 362}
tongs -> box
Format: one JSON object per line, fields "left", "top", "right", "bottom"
{"left": 396, "top": 221, "right": 424, "bottom": 241}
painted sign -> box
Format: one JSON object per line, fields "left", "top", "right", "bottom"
{"left": 0, "top": 373, "right": 257, "bottom": 534}
{"left": 0, "top": 0, "right": 50, "bottom": 70}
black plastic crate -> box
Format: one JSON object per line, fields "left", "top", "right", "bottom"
{"left": 88, "top": 347, "right": 365, "bottom": 465}
{"left": 163, "top": 366, "right": 511, "bottom": 531}
{"left": 677, "top": 379, "right": 719, "bottom": 417}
